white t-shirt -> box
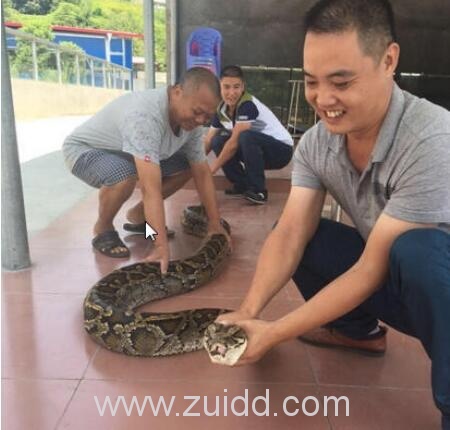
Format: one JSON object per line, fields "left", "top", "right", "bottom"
{"left": 211, "top": 92, "right": 293, "bottom": 146}
{"left": 63, "top": 86, "right": 206, "bottom": 170}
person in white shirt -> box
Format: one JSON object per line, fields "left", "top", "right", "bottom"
{"left": 204, "top": 65, "right": 294, "bottom": 204}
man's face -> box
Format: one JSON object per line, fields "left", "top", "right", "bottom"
{"left": 172, "top": 84, "right": 219, "bottom": 131}
{"left": 303, "top": 30, "right": 398, "bottom": 138}
{"left": 220, "top": 77, "right": 245, "bottom": 108}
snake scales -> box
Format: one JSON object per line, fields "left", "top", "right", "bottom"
{"left": 84, "top": 205, "right": 247, "bottom": 364}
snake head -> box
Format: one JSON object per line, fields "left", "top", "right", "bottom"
{"left": 203, "top": 322, "right": 248, "bottom": 366}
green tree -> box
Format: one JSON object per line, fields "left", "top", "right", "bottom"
{"left": 78, "top": 0, "right": 95, "bottom": 26}
{"left": 51, "top": 2, "right": 80, "bottom": 26}
{"left": 8, "top": 0, "right": 167, "bottom": 72}
{"left": 58, "top": 41, "right": 86, "bottom": 84}
{"left": 51, "top": 1, "right": 80, "bottom": 27}
{"left": 11, "top": 0, "right": 54, "bottom": 14}
{"left": 51, "top": 0, "right": 96, "bottom": 26}
{"left": 10, "top": 22, "right": 53, "bottom": 80}
{"left": 4, "top": 0, "right": 21, "bottom": 21}
{"left": 21, "top": 21, "right": 53, "bottom": 39}
{"left": 154, "top": 6, "right": 165, "bottom": 71}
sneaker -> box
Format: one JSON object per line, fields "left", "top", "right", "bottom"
{"left": 224, "top": 186, "right": 246, "bottom": 197}
{"left": 244, "top": 190, "right": 268, "bottom": 205}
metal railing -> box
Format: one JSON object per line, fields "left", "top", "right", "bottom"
{"left": 6, "top": 26, "right": 133, "bottom": 90}
{"left": 287, "top": 79, "right": 318, "bottom": 139}
{"left": 241, "top": 65, "right": 317, "bottom": 135}
{"left": 241, "top": 66, "right": 303, "bottom": 126}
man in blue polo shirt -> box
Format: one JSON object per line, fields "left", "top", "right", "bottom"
{"left": 204, "top": 65, "right": 294, "bottom": 204}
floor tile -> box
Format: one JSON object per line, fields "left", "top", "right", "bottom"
{"left": 304, "top": 328, "right": 431, "bottom": 389}
{"left": 59, "top": 379, "right": 330, "bottom": 430}
{"left": 2, "top": 379, "right": 78, "bottom": 430}
{"left": 2, "top": 293, "right": 97, "bottom": 379}
{"left": 2, "top": 183, "right": 441, "bottom": 430}
{"left": 318, "top": 385, "right": 440, "bottom": 430}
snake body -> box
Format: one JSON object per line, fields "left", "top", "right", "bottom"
{"left": 84, "top": 206, "right": 247, "bottom": 361}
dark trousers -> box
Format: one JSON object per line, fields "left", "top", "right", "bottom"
{"left": 211, "top": 129, "right": 292, "bottom": 192}
{"left": 292, "top": 218, "right": 450, "bottom": 419}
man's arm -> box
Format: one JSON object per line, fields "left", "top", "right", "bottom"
{"left": 190, "top": 160, "right": 228, "bottom": 236}
{"left": 204, "top": 128, "right": 219, "bottom": 155}
{"left": 210, "top": 122, "right": 251, "bottom": 174}
{"left": 218, "top": 185, "right": 326, "bottom": 322}
{"left": 233, "top": 213, "right": 435, "bottom": 365}
{"left": 134, "top": 157, "right": 169, "bottom": 273}
{"left": 271, "top": 214, "right": 435, "bottom": 338}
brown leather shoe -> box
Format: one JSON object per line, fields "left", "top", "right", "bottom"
{"left": 299, "top": 326, "right": 387, "bottom": 356}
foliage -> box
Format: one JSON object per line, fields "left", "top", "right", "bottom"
{"left": 11, "top": 0, "right": 53, "bottom": 14}
{"left": 50, "top": 0, "right": 103, "bottom": 27}
{"left": 7, "top": 0, "right": 167, "bottom": 70}
{"left": 58, "top": 40, "right": 84, "bottom": 53}
{"left": 154, "top": 6, "right": 166, "bottom": 71}
{"left": 58, "top": 41, "right": 87, "bottom": 84}
{"left": 9, "top": 22, "right": 54, "bottom": 80}
{"left": 50, "top": 2, "right": 81, "bottom": 26}
{"left": 21, "top": 21, "right": 53, "bottom": 39}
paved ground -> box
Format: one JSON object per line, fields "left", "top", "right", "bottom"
{"left": 3, "top": 114, "right": 440, "bottom": 430}
{"left": 16, "top": 116, "right": 94, "bottom": 233}
{"left": 16, "top": 115, "right": 91, "bottom": 164}
{"left": 2, "top": 187, "right": 439, "bottom": 430}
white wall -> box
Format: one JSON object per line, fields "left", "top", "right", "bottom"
{"left": 11, "top": 79, "right": 126, "bottom": 120}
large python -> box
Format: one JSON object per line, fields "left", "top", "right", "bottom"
{"left": 83, "top": 205, "right": 247, "bottom": 365}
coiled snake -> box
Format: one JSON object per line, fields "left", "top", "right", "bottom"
{"left": 83, "top": 205, "right": 247, "bottom": 365}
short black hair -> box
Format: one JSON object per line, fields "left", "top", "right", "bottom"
{"left": 304, "top": 0, "right": 396, "bottom": 61}
{"left": 180, "top": 67, "right": 220, "bottom": 98}
{"left": 220, "top": 65, "right": 245, "bottom": 80}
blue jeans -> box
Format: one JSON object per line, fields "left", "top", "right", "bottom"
{"left": 211, "top": 129, "right": 293, "bottom": 192}
{"left": 292, "top": 219, "right": 450, "bottom": 419}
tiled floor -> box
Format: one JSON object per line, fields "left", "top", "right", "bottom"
{"left": 2, "top": 180, "right": 441, "bottom": 430}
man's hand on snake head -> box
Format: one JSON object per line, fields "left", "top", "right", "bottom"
{"left": 215, "top": 309, "right": 253, "bottom": 326}
{"left": 145, "top": 242, "right": 170, "bottom": 274}
{"left": 228, "top": 319, "right": 276, "bottom": 366}
{"left": 207, "top": 222, "right": 232, "bottom": 251}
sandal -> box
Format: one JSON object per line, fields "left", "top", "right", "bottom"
{"left": 123, "top": 223, "right": 175, "bottom": 238}
{"left": 92, "top": 230, "right": 130, "bottom": 258}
